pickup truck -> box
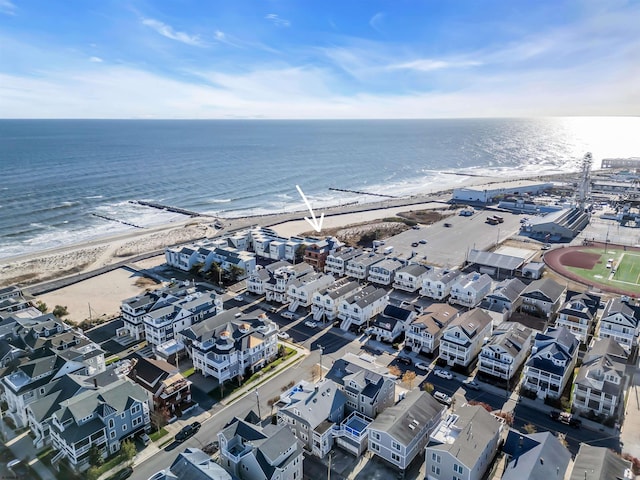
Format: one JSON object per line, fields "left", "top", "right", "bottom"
{"left": 549, "top": 411, "right": 582, "bottom": 429}
{"left": 175, "top": 421, "right": 202, "bottom": 442}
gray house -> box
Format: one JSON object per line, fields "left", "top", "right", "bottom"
{"left": 218, "top": 417, "right": 303, "bottom": 480}
{"left": 518, "top": 278, "right": 565, "bottom": 319}
{"left": 150, "top": 447, "right": 232, "bottom": 480}
{"left": 501, "top": 430, "right": 571, "bottom": 480}
{"left": 368, "top": 390, "right": 446, "bottom": 471}
{"left": 569, "top": 444, "right": 633, "bottom": 480}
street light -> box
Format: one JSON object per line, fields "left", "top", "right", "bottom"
{"left": 255, "top": 389, "right": 262, "bottom": 424}
{"left": 319, "top": 345, "right": 324, "bottom": 379}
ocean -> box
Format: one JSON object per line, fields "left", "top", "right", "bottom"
{"left": 1, "top": 117, "right": 639, "bottom": 259}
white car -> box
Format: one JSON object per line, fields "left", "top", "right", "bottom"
{"left": 304, "top": 320, "right": 318, "bottom": 328}
{"left": 415, "top": 362, "right": 430, "bottom": 372}
{"left": 434, "top": 369, "right": 453, "bottom": 380}
{"left": 433, "top": 391, "right": 452, "bottom": 406}
{"left": 234, "top": 295, "right": 244, "bottom": 301}
{"left": 465, "top": 380, "right": 481, "bottom": 391}
{"left": 277, "top": 331, "right": 290, "bottom": 340}
{"left": 281, "top": 311, "right": 297, "bottom": 320}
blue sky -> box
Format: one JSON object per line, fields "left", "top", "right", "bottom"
{"left": 1, "top": 0, "right": 638, "bottom": 118}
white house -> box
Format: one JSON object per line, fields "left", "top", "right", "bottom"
{"left": 393, "top": 264, "right": 431, "bottom": 292}
{"left": 425, "top": 405, "right": 502, "bottom": 480}
{"left": 573, "top": 337, "right": 628, "bottom": 418}
{"left": 367, "top": 259, "right": 404, "bottom": 286}
{"left": 421, "top": 270, "right": 462, "bottom": 301}
{"left": 324, "top": 248, "right": 364, "bottom": 276}
{"left": 369, "top": 305, "right": 415, "bottom": 343}
{"left": 311, "top": 279, "right": 361, "bottom": 322}
{"left": 478, "top": 322, "right": 533, "bottom": 381}
{"left": 345, "top": 253, "right": 385, "bottom": 280}
{"left": 598, "top": 298, "right": 640, "bottom": 353}
{"left": 449, "top": 272, "right": 492, "bottom": 308}
{"left": 368, "top": 390, "right": 446, "bottom": 472}
{"left": 439, "top": 308, "right": 492, "bottom": 369}
{"left": 521, "top": 327, "right": 579, "bottom": 399}
{"left": 246, "top": 261, "right": 290, "bottom": 295}
{"left": 555, "top": 291, "right": 601, "bottom": 344}
{"left": 264, "top": 263, "right": 315, "bottom": 304}
{"left": 338, "top": 285, "right": 389, "bottom": 332}
{"left": 405, "top": 304, "right": 460, "bottom": 355}
{"left": 286, "top": 272, "right": 335, "bottom": 312}
{"left": 179, "top": 309, "right": 278, "bottom": 385}
{"left": 480, "top": 278, "right": 526, "bottom": 318}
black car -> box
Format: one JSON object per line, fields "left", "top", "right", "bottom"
{"left": 108, "top": 467, "right": 134, "bottom": 480}
{"left": 175, "top": 421, "right": 202, "bottom": 442}
{"left": 397, "top": 356, "right": 412, "bottom": 365}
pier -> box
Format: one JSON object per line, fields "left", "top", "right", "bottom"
{"left": 328, "top": 188, "right": 397, "bottom": 198}
{"left": 91, "top": 213, "right": 144, "bottom": 229}
{"left": 131, "top": 200, "right": 202, "bottom": 217}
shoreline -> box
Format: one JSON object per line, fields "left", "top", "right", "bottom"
{"left": 0, "top": 171, "right": 572, "bottom": 290}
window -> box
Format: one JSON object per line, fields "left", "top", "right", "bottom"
{"left": 431, "top": 465, "right": 440, "bottom": 475}
{"left": 431, "top": 452, "right": 441, "bottom": 463}
{"left": 122, "top": 424, "right": 127, "bottom": 432}
{"left": 110, "top": 431, "right": 116, "bottom": 439}
{"left": 454, "top": 463, "right": 464, "bottom": 474}
{"left": 392, "top": 441, "right": 401, "bottom": 451}
{"left": 108, "top": 419, "right": 115, "bottom": 429}
{"left": 371, "top": 442, "right": 379, "bottom": 452}
{"left": 391, "top": 453, "right": 400, "bottom": 462}
{"left": 372, "top": 432, "right": 380, "bottom": 441}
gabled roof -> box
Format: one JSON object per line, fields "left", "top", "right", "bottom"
{"left": 467, "top": 249, "right": 525, "bottom": 271}
{"left": 382, "top": 305, "right": 414, "bottom": 322}
{"left": 488, "top": 278, "right": 527, "bottom": 303}
{"left": 521, "top": 278, "right": 565, "bottom": 302}
{"left": 502, "top": 430, "right": 571, "bottom": 480}
{"left": 169, "top": 448, "right": 232, "bottom": 480}
{"left": 570, "top": 444, "right": 632, "bottom": 480}
{"left": 279, "top": 379, "right": 346, "bottom": 428}
{"left": 447, "top": 308, "right": 492, "bottom": 339}
{"left": 396, "top": 264, "right": 429, "bottom": 277}
{"left": 369, "top": 390, "right": 444, "bottom": 446}
{"left": 410, "top": 304, "right": 459, "bottom": 335}
{"left": 602, "top": 298, "right": 640, "bottom": 327}
{"left": 484, "top": 322, "right": 532, "bottom": 358}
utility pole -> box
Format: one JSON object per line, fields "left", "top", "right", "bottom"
{"left": 319, "top": 345, "right": 324, "bottom": 379}
{"left": 255, "top": 389, "right": 262, "bottom": 424}
{"left": 327, "top": 451, "right": 332, "bottom": 480}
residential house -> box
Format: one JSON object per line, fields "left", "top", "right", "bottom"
{"left": 286, "top": 272, "right": 335, "bottom": 313}
{"left": 127, "top": 357, "right": 193, "bottom": 418}
{"left": 143, "top": 291, "right": 223, "bottom": 349}
{"left": 311, "top": 279, "right": 361, "bottom": 322}
{"left": 393, "top": 264, "right": 431, "bottom": 293}
{"left": 163, "top": 245, "right": 198, "bottom": 271}
{"left": 218, "top": 417, "right": 303, "bottom": 480}
{"left": 478, "top": 322, "right": 533, "bottom": 381}
{"left": 49, "top": 379, "right": 150, "bottom": 471}
{"left": 480, "top": 278, "right": 526, "bottom": 318}
{"left": 555, "top": 291, "right": 601, "bottom": 344}
{"left": 264, "top": 263, "right": 315, "bottom": 304}
{"left": 179, "top": 309, "right": 278, "bottom": 385}
{"left": 246, "top": 261, "right": 290, "bottom": 296}
{"left": 449, "top": 272, "right": 492, "bottom": 308}
{"left": 0, "top": 286, "right": 32, "bottom": 314}
{"left": 573, "top": 337, "right": 628, "bottom": 418}
{"left": 303, "top": 239, "right": 331, "bottom": 271}
{"left": 150, "top": 447, "right": 232, "bottom": 480}
{"left": 569, "top": 444, "right": 633, "bottom": 480}
{"left": 599, "top": 298, "right": 640, "bottom": 353}
{"left": 338, "top": 285, "right": 389, "bottom": 332}
{"left": 345, "top": 253, "right": 385, "bottom": 280}
{"left": 276, "top": 379, "right": 346, "bottom": 457}
{"left": 425, "top": 405, "right": 502, "bottom": 480}
{"left": 202, "top": 246, "right": 256, "bottom": 280}
{"left": 249, "top": 227, "right": 289, "bottom": 260}
{"left": 439, "top": 308, "right": 493, "bottom": 370}
{"left": 325, "top": 352, "right": 395, "bottom": 418}
{"left": 522, "top": 327, "right": 579, "bottom": 399}
{"left": 325, "top": 249, "right": 364, "bottom": 277}
{"left": 405, "top": 304, "right": 459, "bottom": 356}
{"left": 368, "top": 390, "right": 446, "bottom": 471}
{"left": 501, "top": 430, "right": 572, "bottom": 480}
{"left": 518, "top": 278, "right": 565, "bottom": 319}
{"left": 421, "top": 269, "right": 462, "bottom": 301}
{"left": 367, "top": 259, "right": 404, "bottom": 286}
{"left": 369, "top": 305, "right": 415, "bottom": 343}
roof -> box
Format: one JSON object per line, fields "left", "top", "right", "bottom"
{"left": 279, "top": 379, "right": 346, "bottom": 429}
{"left": 410, "top": 303, "right": 460, "bottom": 335}
{"left": 521, "top": 278, "right": 565, "bottom": 302}
{"left": 169, "top": 448, "right": 232, "bottom": 480}
{"left": 570, "top": 444, "right": 632, "bottom": 480}
{"left": 502, "top": 430, "right": 571, "bottom": 480}
{"left": 602, "top": 298, "right": 640, "bottom": 327}
{"left": 488, "top": 278, "right": 527, "bottom": 303}
{"left": 447, "top": 308, "right": 492, "bottom": 339}
{"left": 467, "top": 249, "right": 525, "bottom": 271}
{"left": 382, "top": 305, "right": 414, "bottom": 322}
{"left": 369, "top": 390, "right": 444, "bottom": 446}
{"left": 484, "top": 322, "right": 532, "bottom": 358}
{"left": 396, "top": 264, "right": 429, "bottom": 277}
{"left": 453, "top": 272, "right": 493, "bottom": 291}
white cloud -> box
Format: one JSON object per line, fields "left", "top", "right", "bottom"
{"left": 142, "top": 18, "right": 204, "bottom": 46}
{"left": 369, "top": 12, "right": 384, "bottom": 32}
{"left": 89, "top": 56, "right": 103, "bottom": 63}
{"left": 0, "top": 0, "right": 16, "bottom": 15}
{"left": 265, "top": 14, "right": 290, "bottom": 28}
{"left": 389, "top": 58, "right": 481, "bottom": 72}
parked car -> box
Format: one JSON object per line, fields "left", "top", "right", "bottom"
{"left": 269, "top": 306, "right": 279, "bottom": 313}
{"left": 434, "top": 369, "right": 453, "bottom": 380}
{"left": 412, "top": 225, "right": 421, "bottom": 230}
{"left": 138, "top": 432, "right": 151, "bottom": 446}
{"left": 397, "top": 356, "right": 412, "bottom": 365}
{"left": 277, "top": 331, "right": 291, "bottom": 340}
{"left": 433, "top": 391, "right": 452, "bottom": 406}
{"left": 6, "top": 459, "right": 30, "bottom": 480}
{"left": 465, "top": 381, "right": 481, "bottom": 391}
{"left": 281, "top": 311, "right": 297, "bottom": 320}
{"left": 304, "top": 320, "right": 318, "bottom": 328}
{"left": 419, "top": 239, "right": 428, "bottom": 244}
{"left": 175, "top": 421, "right": 201, "bottom": 442}
{"left": 203, "top": 441, "right": 219, "bottom": 455}
{"left": 415, "top": 362, "right": 430, "bottom": 372}
{"left": 550, "top": 410, "right": 582, "bottom": 428}
{"left": 234, "top": 295, "right": 244, "bottom": 301}
{"left": 443, "top": 223, "right": 452, "bottom": 227}
{"left": 107, "top": 467, "right": 134, "bottom": 480}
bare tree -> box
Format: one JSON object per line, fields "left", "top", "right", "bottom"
{"left": 311, "top": 364, "right": 322, "bottom": 382}
{"left": 402, "top": 371, "right": 417, "bottom": 389}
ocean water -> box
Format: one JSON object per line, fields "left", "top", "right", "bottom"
{"left": 1, "top": 117, "right": 639, "bottom": 259}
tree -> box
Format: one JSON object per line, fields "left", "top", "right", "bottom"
{"left": 228, "top": 265, "right": 245, "bottom": 283}
{"left": 523, "top": 423, "right": 537, "bottom": 434}
{"left": 402, "top": 371, "right": 417, "bottom": 389}
{"left": 295, "top": 244, "right": 307, "bottom": 264}
{"left": 311, "top": 364, "right": 322, "bottom": 382}
{"left": 52, "top": 305, "right": 69, "bottom": 317}
{"left": 494, "top": 411, "right": 514, "bottom": 426}
{"left": 208, "top": 262, "right": 223, "bottom": 285}
{"left": 423, "top": 382, "right": 435, "bottom": 394}
{"left": 388, "top": 365, "right": 402, "bottom": 377}
{"left": 120, "top": 439, "right": 137, "bottom": 465}
{"left": 267, "top": 396, "right": 280, "bottom": 415}
{"left": 468, "top": 400, "right": 493, "bottom": 412}
{"left": 556, "top": 432, "right": 568, "bottom": 448}
{"left": 87, "top": 466, "right": 100, "bottom": 480}
{"left": 35, "top": 300, "right": 48, "bottom": 313}
{"left": 150, "top": 405, "right": 170, "bottom": 432}
{"left": 88, "top": 444, "right": 103, "bottom": 467}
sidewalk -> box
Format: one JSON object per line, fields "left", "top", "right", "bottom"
{"left": 1, "top": 425, "right": 56, "bottom": 480}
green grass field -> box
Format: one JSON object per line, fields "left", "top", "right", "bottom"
{"left": 565, "top": 248, "right": 640, "bottom": 291}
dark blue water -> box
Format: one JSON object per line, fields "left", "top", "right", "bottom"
{"left": 1, "top": 118, "right": 638, "bottom": 258}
